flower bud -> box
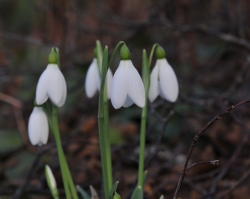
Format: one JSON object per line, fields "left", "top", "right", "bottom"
{"left": 45, "top": 165, "right": 59, "bottom": 199}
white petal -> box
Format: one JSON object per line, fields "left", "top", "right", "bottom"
{"left": 111, "top": 61, "right": 128, "bottom": 109}
{"left": 85, "top": 59, "right": 100, "bottom": 98}
{"left": 127, "top": 61, "right": 145, "bottom": 108}
{"left": 158, "top": 59, "right": 179, "bottom": 102}
{"left": 36, "top": 65, "right": 52, "bottom": 105}
{"left": 28, "top": 107, "right": 49, "bottom": 145}
{"left": 158, "top": 82, "right": 165, "bottom": 99}
{"left": 106, "top": 68, "right": 113, "bottom": 99}
{"left": 148, "top": 64, "right": 160, "bottom": 102}
{"left": 56, "top": 75, "right": 67, "bottom": 107}
{"left": 123, "top": 96, "right": 134, "bottom": 107}
{"left": 48, "top": 65, "right": 67, "bottom": 106}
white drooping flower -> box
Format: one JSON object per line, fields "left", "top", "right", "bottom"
{"left": 85, "top": 58, "right": 113, "bottom": 98}
{"left": 28, "top": 107, "right": 49, "bottom": 146}
{"left": 111, "top": 45, "right": 145, "bottom": 109}
{"left": 148, "top": 58, "right": 179, "bottom": 102}
{"left": 36, "top": 63, "right": 67, "bottom": 107}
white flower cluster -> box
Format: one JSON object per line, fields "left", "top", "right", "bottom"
{"left": 85, "top": 45, "right": 179, "bottom": 109}
{"left": 28, "top": 51, "right": 67, "bottom": 146}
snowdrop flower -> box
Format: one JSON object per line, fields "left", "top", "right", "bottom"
{"left": 111, "top": 45, "right": 145, "bottom": 109}
{"left": 45, "top": 165, "right": 58, "bottom": 198}
{"left": 28, "top": 106, "right": 49, "bottom": 146}
{"left": 85, "top": 58, "right": 113, "bottom": 98}
{"left": 36, "top": 51, "right": 67, "bottom": 107}
{"left": 148, "top": 46, "right": 178, "bottom": 102}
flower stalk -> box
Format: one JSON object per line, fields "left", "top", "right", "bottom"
{"left": 97, "top": 45, "right": 111, "bottom": 199}
{"left": 49, "top": 48, "right": 78, "bottom": 199}
{"left": 137, "top": 44, "right": 159, "bottom": 189}
{"left": 96, "top": 41, "right": 126, "bottom": 199}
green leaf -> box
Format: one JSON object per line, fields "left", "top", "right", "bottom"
{"left": 96, "top": 40, "right": 103, "bottom": 73}
{"left": 159, "top": 195, "right": 164, "bottom": 199}
{"left": 109, "top": 181, "right": 119, "bottom": 199}
{"left": 76, "top": 185, "right": 91, "bottom": 199}
{"left": 142, "top": 50, "right": 150, "bottom": 91}
{"left": 131, "top": 186, "right": 143, "bottom": 199}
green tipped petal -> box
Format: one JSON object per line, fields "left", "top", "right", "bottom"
{"left": 155, "top": 46, "right": 166, "bottom": 59}
{"left": 48, "top": 51, "right": 57, "bottom": 64}
{"left": 120, "top": 45, "right": 131, "bottom": 60}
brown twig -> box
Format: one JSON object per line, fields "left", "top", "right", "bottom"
{"left": 173, "top": 99, "right": 250, "bottom": 199}
{"left": 186, "top": 160, "right": 219, "bottom": 172}
{"left": 204, "top": 98, "right": 250, "bottom": 199}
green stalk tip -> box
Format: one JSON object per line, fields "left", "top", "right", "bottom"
{"left": 120, "top": 45, "right": 131, "bottom": 60}
{"left": 156, "top": 46, "right": 166, "bottom": 59}
{"left": 48, "top": 51, "right": 57, "bottom": 64}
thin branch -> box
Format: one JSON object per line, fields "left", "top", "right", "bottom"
{"left": 173, "top": 99, "right": 250, "bottom": 199}
{"left": 186, "top": 160, "right": 219, "bottom": 172}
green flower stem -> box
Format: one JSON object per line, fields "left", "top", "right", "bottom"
{"left": 61, "top": 150, "right": 79, "bottom": 199}
{"left": 98, "top": 46, "right": 111, "bottom": 199}
{"left": 138, "top": 101, "right": 148, "bottom": 187}
{"left": 108, "top": 41, "right": 125, "bottom": 67}
{"left": 96, "top": 41, "right": 113, "bottom": 196}
{"left": 102, "top": 41, "right": 126, "bottom": 191}
{"left": 96, "top": 41, "right": 126, "bottom": 199}
{"left": 51, "top": 105, "right": 79, "bottom": 199}
{"left": 103, "top": 89, "right": 113, "bottom": 189}
{"left": 138, "top": 44, "right": 159, "bottom": 188}
{"left": 51, "top": 105, "right": 71, "bottom": 199}
{"left": 148, "top": 44, "right": 159, "bottom": 67}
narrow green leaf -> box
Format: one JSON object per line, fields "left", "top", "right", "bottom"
{"left": 96, "top": 40, "right": 103, "bottom": 73}
{"left": 76, "top": 185, "right": 91, "bottom": 199}
{"left": 131, "top": 186, "right": 143, "bottom": 199}
{"left": 109, "top": 181, "right": 119, "bottom": 199}
{"left": 142, "top": 49, "right": 150, "bottom": 91}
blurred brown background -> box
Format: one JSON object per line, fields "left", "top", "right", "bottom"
{"left": 1, "top": 0, "right": 250, "bottom": 199}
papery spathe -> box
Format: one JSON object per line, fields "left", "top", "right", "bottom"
{"left": 148, "top": 58, "right": 178, "bottom": 102}
{"left": 45, "top": 165, "right": 57, "bottom": 189}
{"left": 36, "top": 64, "right": 67, "bottom": 107}
{"left": 111, "top": 60, "right": 145, "bottom": 109}
{"left": 28, "top": 107, "right": 49, "bottom": 146}
{"left": 85, "top": 58, "right": 113, "bottom": 99}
